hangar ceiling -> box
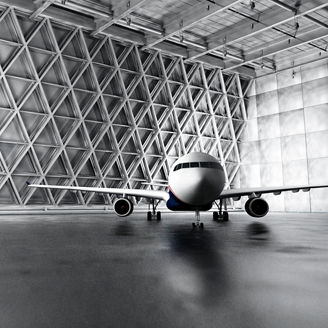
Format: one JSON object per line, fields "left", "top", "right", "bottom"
{"left": 1, "top": 0, "right": 328, "bottom": 77}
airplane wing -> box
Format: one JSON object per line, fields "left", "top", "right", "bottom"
{"left": 219, "top": 184, "right": 328, "bottom": 200}
{"left": 27, "top": 182, "right": 170, "bottom": 201}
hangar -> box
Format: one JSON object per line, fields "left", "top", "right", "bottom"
{"left": 0, "top": 0, "right": 327, "bottom": 327}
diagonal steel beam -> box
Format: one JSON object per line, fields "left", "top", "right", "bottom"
{"left": 111, "top": 51, "right": 178, "bottom": 188}
{"left": 224, "top": 27, "right": 328, "bottom": 71}
{"left": 187, "top": 0, "right": 328, "bottom": 61}
{"left": 92, "top": 0, "right": 149, "bottom": 36}
{"left": 199, "top": 65, "right": 229, "bottom": 182}
{"left": 9, "top": 12, "right": 59, "bottom": 205}
{"left": 21, "top": 24, "right": 94, "bottom": 204}
{"left": 180, "top": 63, "right": 204, "bottom": 152}
{"left": 70, "top": 29, "right": 110, "bottom": 205}
{"left": 218, "top": 73, "right": 240, "bottom": 172}
{"left": 143, "top": 0, "right": 242, "bottom": 49}
{"left": 43, "top": 31, "right": 119, "bottom": 204}
{"left": 83, "top": 43, "right": 155, "bottom": 203}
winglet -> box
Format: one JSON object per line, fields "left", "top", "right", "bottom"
{"left": 26, "top": 181, "right": 30, "bottom": 186}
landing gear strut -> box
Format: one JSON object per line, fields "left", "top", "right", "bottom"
{"left": 147, "top": 200, "right": 161, "bottom": 221}
{"left": 192, "top": 211, "right": 204, "bottom": 230}
{"left": 213, "top": 199, "right": 229, "bottom": 222}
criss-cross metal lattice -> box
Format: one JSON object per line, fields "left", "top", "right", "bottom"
{"left": 0, "top": 7, "right": 251, "bottom": 207}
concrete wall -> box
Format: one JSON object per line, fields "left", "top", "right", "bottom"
{"left": 240, "top": 59, "right": 328, "bottom": 212}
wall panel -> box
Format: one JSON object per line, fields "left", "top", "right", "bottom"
{"left": 241, "top": 58, "right": 328, "bottom": 212}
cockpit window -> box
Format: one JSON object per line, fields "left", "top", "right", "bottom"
{"left": 173, "top": 164, "right": 182, "bottom": 171}
{"left": 201, "top": 162, "right": 218, "bottom": 168}
{"left": 200, "top": 162, "right": 221, "bottom": 169}
{"left": 173, "top": 161, "right": 221, "bottom": 171}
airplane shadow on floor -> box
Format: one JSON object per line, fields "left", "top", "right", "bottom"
{"left": 167, "top": 226, "right": 230, "bottom": 306}
{"left": 114, "top": 221, "right": 135, "bottom": 236}
{"left": 246, "top": 221, "right": 270, "bottom": 242}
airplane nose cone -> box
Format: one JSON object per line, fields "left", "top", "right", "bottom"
{"left": 186, "top": 174, "right": 219, "bottom": 205}
{"left": 169, "top": 169, "right": 224, "bottom": 206}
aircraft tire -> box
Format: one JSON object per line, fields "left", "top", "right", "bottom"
{"left": 223, "top": 211, "right": 229, "bottom": 222}
{"left": 147, "top": 211, "right": 152, "bottom": 221}
{"left": 156, "top": 211, "right": 161, "bottom": 221}
{"left": 213, "top": 211, "right": 219, "bottom": 221}
{"left": 200, "top": 222, "right": 204, "bottom": 229}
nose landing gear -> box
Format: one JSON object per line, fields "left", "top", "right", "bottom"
{"left": 192, "top": 211, "right": 204, "bottom": 229}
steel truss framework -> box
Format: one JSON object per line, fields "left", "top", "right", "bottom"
{"left": 0, "top": 7, "right": 251, "bottom": 207}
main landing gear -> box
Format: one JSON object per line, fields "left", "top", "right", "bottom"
{"left": 147, "top": 200, "right": 161, "bottom": 221}
{"left": 213, "top": 199, "right": 229, "bottom": 222}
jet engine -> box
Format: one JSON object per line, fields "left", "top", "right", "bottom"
{"left": 245, "top": 197, "right": 269, "bottom": 218}
{"left": 113, "top": 198, "right": 134, "bottom": 217}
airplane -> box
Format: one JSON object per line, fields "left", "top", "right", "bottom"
{"left": 27, "top": 152, "right": 328, "bottom": 229}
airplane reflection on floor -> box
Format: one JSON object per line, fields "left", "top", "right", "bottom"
{"left": 166, "top": 226, "right": 230, "bottom": 306}
{"left": 114, "top": 221, "right": 135, "bottom": 236}
{"left": 246, "top": 222, "right": 270, "bottom": 241}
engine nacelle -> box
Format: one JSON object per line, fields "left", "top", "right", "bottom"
{"left": 245, "top": 197, "right": 269, "bottom": 218}
{"left": 113, "top": 198, "right": 134, "bottom": 217}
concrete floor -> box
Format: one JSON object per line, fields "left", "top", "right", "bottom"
{"left": 0, "top": 212, "right": 327, "bottom": 328}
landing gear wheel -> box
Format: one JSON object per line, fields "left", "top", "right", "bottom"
{"left": 213, "top": 211, "right": 219, "bottom": 221}
{"left": 223, "top": 211, "right": 229, "bottom": 222}
{"left": 200, "top": 222, "right": 204, "bottom": 229}
{"left": 156, "top": 211, "right": 161, "bottom": 221}
{"left": 147, "top": 211, "right": 152, "bottom": 221}
{"left": 192, "top": 222, "right": 196, "bottom": 229}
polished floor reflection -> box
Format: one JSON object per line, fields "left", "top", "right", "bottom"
{"left": 0, "top": 212, "right": 327, "bottom": 328}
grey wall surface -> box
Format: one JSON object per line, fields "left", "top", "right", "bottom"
{"left": 241, "top": 59, "right": 328, "bottom": 212}
{"left": 0, "top": 7, "right": 251, "bottom": 208}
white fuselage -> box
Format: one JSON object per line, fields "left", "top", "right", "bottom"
{"left": 168, "top": 152, "right": 225, "bottom": 206}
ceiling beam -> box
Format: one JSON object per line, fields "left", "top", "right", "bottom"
{"left": 0, "top": 0, "right": 255, "bottom": 77}
{"left": 58, "top": 0, "right": 112, "bottom": 18}
{"left": 187, "top": 0, "right": 328, "bottom": 61}
{"left": 197, "top": 55, "right": 256, "bottom": 78}
{"left": 224, "top": 27, "right": 328, "bottom": 71}
{"left": 30, "top": 0, "right": 55, "bottom": 19}
{"left": 0, "top": 0, "right": 34, "bottom": 11}
{"left": 92, "top": 0, "right": 148, "bottom": 36}
{"left": 144, "top": 0, "right": 242, "bottom": 49}
{"left": 266, "top": 0, "right": 328, "bottom": 28}
{"left": 244, "top": 24, "right": 318, "bottom": 55}
{"left": 142, "top": 41, "right": 255, "bottom": 77}
{"left": 45, "top": 5, "right": 95, "bottom": 28}
{"left": 275, "top": 48, "right": 327, "bottom": 70}
{"left": 256, "top": 51, "right": 328, "bottom": 79}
